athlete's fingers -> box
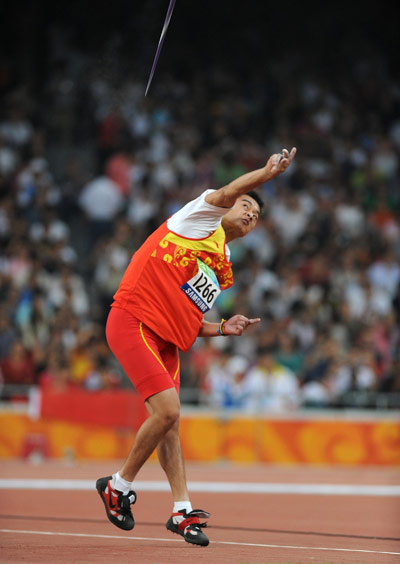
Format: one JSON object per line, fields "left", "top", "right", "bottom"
{"left": 278, "top": 147, "right": 296, "bottom": 166}
{"left": 272, "top": 153, "right": 281, "bottom": 166}
{"left": 227, "top": 315, "right": 260, "bottom": 334}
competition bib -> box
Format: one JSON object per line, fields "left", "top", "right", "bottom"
{"left": 181, "top": 259, "right": 221, "bottom": 313}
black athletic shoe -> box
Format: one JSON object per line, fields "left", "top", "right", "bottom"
{"left": 166, "top": 509, "right": 210, "bottom": 546}
{"left": 96, "top": 475, "right": 136, "bottom": 531}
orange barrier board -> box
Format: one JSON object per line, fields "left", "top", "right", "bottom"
{"left": 2, "top": 408, "right": 399, "bottom": 465}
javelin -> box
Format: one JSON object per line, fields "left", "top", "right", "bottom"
{"left": 145, "top": 0, "right": 177, "bottom": 96}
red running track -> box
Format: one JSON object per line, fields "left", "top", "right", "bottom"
{"left": 0, "top": 459, "right": 399, "bottom": 564}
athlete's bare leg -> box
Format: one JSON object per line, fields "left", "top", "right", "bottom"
{"left": 118, "top": 387, "right": 180, "bottom": 482}
{"left": 146, "top": 403, "right": 190, "bottom": 501}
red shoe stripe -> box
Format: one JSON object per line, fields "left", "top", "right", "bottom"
{"left": 102, "top": 481, "right": 120, "bottom": 512}
{"left": 177, "top": 516, "right": 200, "bottom": 533}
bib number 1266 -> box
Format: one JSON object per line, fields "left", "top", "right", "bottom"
{"left": 180, "top": 259, "right": 221, "bottom": 313}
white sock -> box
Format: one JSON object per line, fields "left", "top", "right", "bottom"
{"left": 112, "top": 472, "right": 133, "bottom": 495}
{"left": 173, "top": 500, "right": 192, "bottom": 520}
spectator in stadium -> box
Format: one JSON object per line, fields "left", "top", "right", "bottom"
{"left": 241, "top": 348, "right": 301, "bottom": 412}
{"left": 0, "top": 310, "right": 17, "bottom": 360}
{"left": 96, "top": 147, "right": 296, "bottom": 546}
{"left": 0, "top": 340, "right": 35, "bottom": 387}
{"left": 205, "top": 353, "right": 250, "bottom": 409}
{"left": 78, "top": 172, "right": 125, "bottom": 246}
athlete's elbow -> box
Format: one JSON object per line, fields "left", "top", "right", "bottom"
{"left": 205, "top": 187, "right": 235, "bottom": 209}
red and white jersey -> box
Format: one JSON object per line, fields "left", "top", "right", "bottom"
{"left": 112, "top": 190, "right": 233, "bottom": 351}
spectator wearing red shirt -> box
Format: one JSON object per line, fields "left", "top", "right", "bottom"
{"left": 0, "top": 340, "right": 35, "bottom": 385}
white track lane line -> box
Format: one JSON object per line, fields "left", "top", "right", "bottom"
{"left": 0, "top": 479, "right": 400, "bottom": 496}
{"left": 0, "top": 529, "right": 399, "bottom": 556}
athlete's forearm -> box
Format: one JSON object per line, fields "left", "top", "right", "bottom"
{"left": 205, "top": 148, "right": 296, "bottom": 209}
{"left": 198, "top": 315, "right": 260, "bottom": 337}
{"left": 206, "top": 167, "right": 270, "bottom": 209}
{"left": 198, "top": 319, "right": 220, "bottom": 338}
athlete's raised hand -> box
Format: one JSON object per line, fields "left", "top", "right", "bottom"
{"left": 265, "top": 147, "right": 296, "bottom": 179}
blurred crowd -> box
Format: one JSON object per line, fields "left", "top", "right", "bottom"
{"left": 0, "top": 27, "right": 399, "bottom": 410}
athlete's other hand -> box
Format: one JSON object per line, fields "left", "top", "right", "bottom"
{"left": 223, "top": 315, "right": 260, "bottom": 336}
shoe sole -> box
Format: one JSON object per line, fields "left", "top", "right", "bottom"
{"left": 96, "top": 477, "right": 135, "bottom": 531}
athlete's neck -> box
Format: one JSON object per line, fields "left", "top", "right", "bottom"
{"left": 221, "top": 218, "right": 239, "bottom": 243}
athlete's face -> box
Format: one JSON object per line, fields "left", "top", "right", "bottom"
{"left": 222, "top": 195, "right": 260, "bottom": 240}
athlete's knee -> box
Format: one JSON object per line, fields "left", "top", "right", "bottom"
{"left": 148, "top": 387, "right": 180, "bottom": 429}
{"left": 168, "top": 416, "right": 180, "bottom": 433}
{"left": 159, "top": 405, "right": 180, "bottom": 429}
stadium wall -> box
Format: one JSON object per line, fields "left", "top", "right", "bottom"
{"left": 1, "top": 389, "right": 399, "bottom": 466}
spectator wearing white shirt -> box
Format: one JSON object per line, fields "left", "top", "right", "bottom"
{"left": 367, "top": 249, "right": 400, "bottom": 298}
{"left": 78, "top": 174, "right": 125, "bottom": 245}
{"left": 270, "top": 192, "right": 311, "bottom": 247}
{"left": 0, "top": 107, "right": 33, "bottom": 148}
{"left": 0, "top": 134, "right": 19, "bottom": 176}
{"left": 241, "top": 350, "right": 300, "bottom": 412}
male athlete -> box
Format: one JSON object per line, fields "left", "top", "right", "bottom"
{"left": 96, "top": 147, "right": 296, "bottom": 546}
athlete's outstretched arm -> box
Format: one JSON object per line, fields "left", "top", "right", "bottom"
{"left": 205, "top": 147, "right": 296, "bottom": 209}
{"left": 199, "top": 315, "right": 260, "bottom": 338}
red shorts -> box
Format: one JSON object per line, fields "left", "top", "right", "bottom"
{"left": 106, "top": 306, "right": 180, "bottom": 401}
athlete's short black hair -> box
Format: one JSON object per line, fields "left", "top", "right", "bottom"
{"left": 246, "top": 190, "right": 264, "bottom": 215}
